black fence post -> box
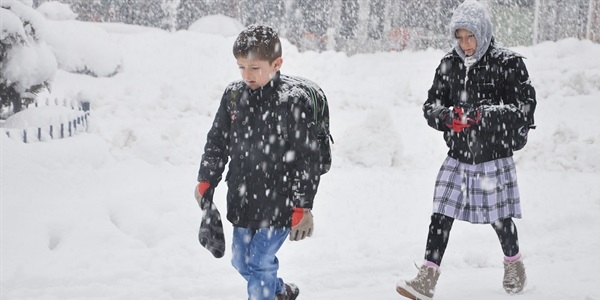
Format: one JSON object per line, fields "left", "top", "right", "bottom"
{"left": 81, "top": 101, "right": 90, "bottom": 113}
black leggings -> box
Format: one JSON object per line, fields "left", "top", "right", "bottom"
{"left": 424, "top": 213, "right": 520, "bottom": 266}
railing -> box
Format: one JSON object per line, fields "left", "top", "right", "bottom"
{"left": 1, "top": 98, "right": 90, "bottom": 143}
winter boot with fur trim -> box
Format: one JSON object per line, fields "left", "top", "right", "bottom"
{"left": 396, "top": 264, "right": 440, "bottom": 300}
{"left": 503, "top": 256, "right": 526, "bottom": 294}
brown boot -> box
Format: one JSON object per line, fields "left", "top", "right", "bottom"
{"left": 396, "top": 264, "right": 440, "bottom": 300}
{"left": 503, "top": 257, "right": 526, "bottom": 294}
{"left": 275, "top": 283, "right": 299, "bottom": 300}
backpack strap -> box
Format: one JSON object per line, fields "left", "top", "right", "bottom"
{"left": 277, "top": 87, "right": 317, "bottom": 142}
{"left": 306, "top": 87, "right": 320, "bottom": 124}
{"left": 307, "top": 86, "right": 334, "bottom": 144}
{"left": 278, "top": 84, "right": 333, "bottom": 144}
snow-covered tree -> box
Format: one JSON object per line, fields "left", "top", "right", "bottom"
{"left": 1, "top": 0, "right": 57, "bottom": 116}
{"left": 30, "top": 0, "right": 600, "bottom": 52}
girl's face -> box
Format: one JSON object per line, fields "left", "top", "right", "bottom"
{"left": 236, "top": 56, "right": 283, "bottom": 90}
{"left": 455, "top": 29, "right": 477, "bottom": 57}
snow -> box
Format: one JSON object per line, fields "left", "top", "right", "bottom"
{"left": 1, "top": 1, "right": 57, "bottom": 92}
{"left": 2, "top": 11, "right": 600, "bottom": 300}
{"left": 36, "top": 1, "right": 77, "bottom": 21}
{"left": 1, "top": 41, "right": 57, "bottom": 90}
{"left": 42, "top": 19, "right": 122, "bottom": 77}
{"left": 1, "top": 7, "right": 26, "bottom": 41}
{"left": 2, "top": 0, "right": 33, "bottom": 7}
{"left": 187, "top": 14, "right": 245, "bottom": 37}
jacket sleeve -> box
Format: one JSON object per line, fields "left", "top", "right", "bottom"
{"left": 287, "top": 89, "right": 323, "bottom": 209}
{"left": 480, "top": 56, "right": 536, "bottom": 131}
{"left": 197, "top": 91, "right": 231, "bottom": 186}
{"left": 423, "top": 59, "right": 453, "bottom": 131}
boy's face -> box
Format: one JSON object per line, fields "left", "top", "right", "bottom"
{"left": 236, "top": 56, "right": 283, "bottom": 90}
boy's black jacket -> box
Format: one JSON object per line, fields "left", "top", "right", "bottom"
{"left": 198, "top": 72, "right": 323, "bottom": 229}
{"left": 423, "top": 40, "right": 537, "bottom": 164}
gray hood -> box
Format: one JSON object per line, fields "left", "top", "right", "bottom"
{"left": 449, "top": 0, "right": 493, "bottom": 63}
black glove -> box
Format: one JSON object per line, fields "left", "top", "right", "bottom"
{"left": 198, "top": 202, "right": 225, "bottom": 258}
{"left": 194, "top": 182, "right": 225, "bottom": 258}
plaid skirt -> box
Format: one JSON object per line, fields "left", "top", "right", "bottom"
{"left": 432, "top": 156, "right": 522, "bottom": 224}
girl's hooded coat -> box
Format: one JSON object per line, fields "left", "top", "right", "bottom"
{"left": 423, "top": 0, "right": 537, "bottom": 164}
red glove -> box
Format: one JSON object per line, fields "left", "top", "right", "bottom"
{"left": 448, "top": 118, "right": 469, "bottom": 132}
{"left": 197, "top": 181, "right": 211, "bottom": 196}
{"left": 446, "top": 107, "right": 468, "bottom": 132}
{"left": 290, "top": 207, "right": 313, "bottom": 241}
{"left": 194, "top": 181, "right": 212, "bottom": 209}
{"left": 446, "top": 107, "right": 481, "bottom": 133}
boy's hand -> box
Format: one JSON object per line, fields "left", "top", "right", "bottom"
{"left": 194, "top": 181, "right": 213, "bottom": 209}
{"left": 290, "top": 208, "right": 313, "bottom": 241}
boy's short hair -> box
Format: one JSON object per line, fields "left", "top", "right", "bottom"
{"left": 233, "top": 25, "right": 282, "bottom": 63}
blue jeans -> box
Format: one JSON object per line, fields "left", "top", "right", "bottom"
{"left": 231, "top": 227, "right": 290, "bottom": 300}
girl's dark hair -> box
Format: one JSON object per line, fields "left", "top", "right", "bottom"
{"left": 233, "top": 25, "right": 282, "bottom": 63}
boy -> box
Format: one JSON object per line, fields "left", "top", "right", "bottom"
{"left": 195, "top": 25, "right": 328, "bottom": 300}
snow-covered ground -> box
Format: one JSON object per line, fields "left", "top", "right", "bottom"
{"left": 2, "top": 7, "right": 600, "bottom": 300}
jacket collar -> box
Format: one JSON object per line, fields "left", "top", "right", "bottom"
{"left": 247, "top": 71, "right": 281, "bottom": 99}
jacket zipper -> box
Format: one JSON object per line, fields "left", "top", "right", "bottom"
{"left": 464, "top": 64, "right": 475, "bottom": 164}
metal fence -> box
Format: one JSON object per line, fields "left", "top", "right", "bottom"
{"left": 1, "top": 99, "right": 90, "bottom": 143}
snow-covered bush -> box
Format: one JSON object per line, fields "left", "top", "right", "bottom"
{"left": 42, "top": 19, "right": 122, "bottom": 78}
{"left": 1, "top": 0, "right": 122, "bottom": 120}
{"left": 36, "top": 1, "right": 77, "bottom": 21}
{"left": 35, "top": 1, "right": 123, "bottom": 78}
{"left": 188, "top": 14, "right": 245, "bottom": 37}
{"left": 1, "top": 1, "right": 57, "bottom": 116}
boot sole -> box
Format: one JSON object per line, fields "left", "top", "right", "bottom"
{"left": 396, "top": 286, "right": 419, "bottom": 300}
{"left": 396, "top": 285, "right": 432, "bottom": 300}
